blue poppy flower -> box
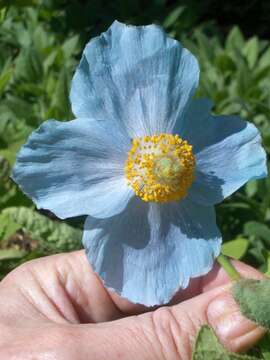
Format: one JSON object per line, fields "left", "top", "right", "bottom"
{"left": 12, "top": 21, "right": 267, "bottom": 306}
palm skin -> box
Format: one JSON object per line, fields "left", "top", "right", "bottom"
{"left": 0, "top": 250, "right": 265, "bottom": 360}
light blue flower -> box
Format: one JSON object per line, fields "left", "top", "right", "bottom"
{"left": 12, "top": 21, "right": 267, "bottom": 306}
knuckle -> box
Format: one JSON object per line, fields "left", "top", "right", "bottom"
{"left": 150, "top": 306, "right": 197, "bottom": 360}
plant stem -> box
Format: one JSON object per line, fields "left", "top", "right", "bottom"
{"left": 217, "top": 254, "right": 241, "bottom": 281}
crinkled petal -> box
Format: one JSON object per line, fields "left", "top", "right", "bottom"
{"left": 70, "top": 21, "right": 199, "bottom": 137}
{"left": 175, "top": 99, "right": 267, "bottom": 205}
{"left": 83, "top": 197, "right": 221, "bottom": 306}
{"left": 12, "top": 118, "right": 133, "bottom": 219}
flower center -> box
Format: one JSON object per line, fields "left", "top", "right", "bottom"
{"left": 125, "top": 133, "right": 195, "bottom": 203}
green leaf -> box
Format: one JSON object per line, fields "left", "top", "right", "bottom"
{"left": 214, "top": 52, "right": 236, "bottom": 73}
{"left": 244, "top": 222, "right": 270, "bottom": 243}
{"left": 49, "top": 67, "right": 71, "bottom": 119}
{"left": 222, "top": 238, "right": 249, "bottom": 260}
{"left": 0, "top": 155, "right": 10, "bottom": 181}
{"left": 245, "top": 180, "right": 258, "bottom": 198}
{"left": 0, "top": 97, "right": 34, "bottom": 121}
{"left": 15, "top": 47, "right": 43, "bottom": 82}
{"left": 0, "top": 64, "right": 13, "bottom": 94}
{"left": 257, "top": 333, "right": 270, "bottom": 360}
{"left": 226, "top": 27, "right": 245, "bottom": 53}
{"left": 195, "top": 31, "right": 216, "bottom": 64}
{"left": 163, "top": 6, "right": 186, "bottom": 28}
{"left": 32, "top": 26, "right": 52, "bottom": 53}
{"left": 0, "top": 211, "right": 21, "bottom": 241}
{"left": 0, "top": 248, "right": 26, "bottom": 261}
{"left": 258, "top": 47, "right": 270, "bottom": 70}
{"left": 264, "top": 251, "right": 270, "bottom": 278}
{"left": 62, "top": 35, "right": 79, "bottom": 59}
{"left": 193, "top": 325, "right": 257, "bottom": 359}
{"left": 43, "top": 49, "right": 58, "bottom": 74}
{"left": 236, "top": 64, "right": 252, "bottom": 97}
{"left": 233, "top": 279, "right": 270, "bottom": 329}
{"left": 0, "top": 117, "right": 32, "bottom": 163}
{"left": 243, "top": 37, "right": 259, "bottom": 69}
{"left": 1, "top": 207, "right": 82, "bottom": 252}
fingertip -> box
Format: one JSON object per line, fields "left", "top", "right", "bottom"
{"left": 207, "top": 290, "right": 266, "bottom": 353}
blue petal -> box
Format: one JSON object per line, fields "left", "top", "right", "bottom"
{"left": 70, "top": 21, "right": 199, "bottom": 137}
{"left": 176, "top": 98, "right": 214, "bottom": 153}
{"left": 12, "top": 118, "right": 133, "bottom": 219}
{"left": 83, "top": 197, "right": 221, "bottom": 306}
{"left": 175, "top": 99, "right": 267, "bottom": 205}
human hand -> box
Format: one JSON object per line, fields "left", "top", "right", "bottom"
{"left": 0, "top": 251, "right": 265, "bottom": 360}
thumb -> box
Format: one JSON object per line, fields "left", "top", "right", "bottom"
{"left": 167, "top": 284, "right": 265, "bottom": 358}
{"left": 81, "top": 282, "right": 266, "bottom": 360}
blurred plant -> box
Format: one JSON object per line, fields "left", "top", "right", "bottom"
{"left": 0, "top": 3, "right": 269, "bottom": 358}
{"left": 0, "top": 5, "right": 82, "bottom": 274}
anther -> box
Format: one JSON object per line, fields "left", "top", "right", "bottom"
{"left": 125, "top": 134, "right": 195, "bottom": 203}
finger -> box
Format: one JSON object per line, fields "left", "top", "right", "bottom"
{"left": 90, "top": 264, "right": 265, "bottom": 360}
{"left": 108, "top": 258, "right": 265, "bottom": 313}
{"left": 1, "top": 250, "right": 123, "bottom": 324}
{"left": 78, "top": 277, "right": 265, "bottom": 360}
{"left": 9, "top": 250, "right": 264, "bottom": 323}
{"left": 169, "top": 282, "right": 265, "bottom": 357}
{"left": 0, "top": 266, "right": 265, "bottom": 360}
{"left": 109, "top": 267, "right": 266, "bottom": 357}
{"left": 34, "top": 251, "right": 265, "bottom": 318}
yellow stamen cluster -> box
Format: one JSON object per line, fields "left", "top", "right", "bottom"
{"left": 125, "top": 133, "right": 195, "bottom": 203}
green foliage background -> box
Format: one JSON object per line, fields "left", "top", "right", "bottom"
{"left": 0, "top": 1, "right": 269, "bottom": 356}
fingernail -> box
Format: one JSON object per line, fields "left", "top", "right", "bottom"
{"left": 207, "top": 290, "right": 259, "bottom": 347}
